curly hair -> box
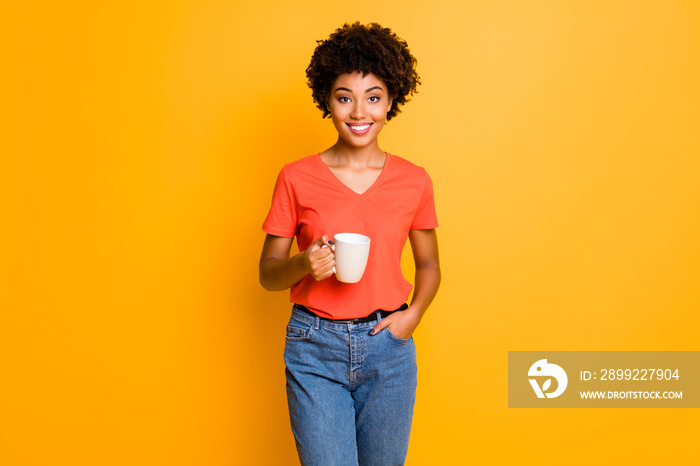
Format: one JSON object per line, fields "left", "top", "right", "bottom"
{"left": 306, "top": 22, "right": 420, "bottom": 121}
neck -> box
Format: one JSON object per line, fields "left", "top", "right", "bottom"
{"left": 327, "top": 137, "right": 386, "bottom": 167}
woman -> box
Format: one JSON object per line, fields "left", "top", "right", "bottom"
{"left": 259, "top": 22, "right": 440, "bottom": 465}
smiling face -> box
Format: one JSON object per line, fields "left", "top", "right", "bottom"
{"left": 328, "top": 71, "right": 393, "bottom": 150}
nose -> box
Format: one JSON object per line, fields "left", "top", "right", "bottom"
{"left": 350, "top": 101, "right": 366, "bottom": 119}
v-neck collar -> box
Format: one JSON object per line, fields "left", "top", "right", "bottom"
{"left": 314, "top": 152, "right": 391, "bottom": 198}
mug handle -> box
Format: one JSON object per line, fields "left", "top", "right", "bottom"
{"left": 321, "top": 243, "right": 336, "bottom": 274}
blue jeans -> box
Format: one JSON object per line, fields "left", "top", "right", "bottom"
{"left": 284, "top": 305, "right": 418, "bottom": 466}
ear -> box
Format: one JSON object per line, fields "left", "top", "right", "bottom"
{"left": 387, "top": 98, "right": 394, "bottom": 113}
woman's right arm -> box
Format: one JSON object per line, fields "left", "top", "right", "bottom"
{"left": 259, "top": 234, "right": 335, "bottom": 291}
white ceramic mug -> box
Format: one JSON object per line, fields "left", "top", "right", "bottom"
{"left": 322, "top": 233, "right": 371, "bottom": 283}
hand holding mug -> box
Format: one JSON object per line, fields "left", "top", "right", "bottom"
{"left": 304, "top": 236, "right": 336, "bottom": 281}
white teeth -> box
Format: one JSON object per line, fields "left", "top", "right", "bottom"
{"left": 349, "top": 124, "right": 371, "bottom": 131}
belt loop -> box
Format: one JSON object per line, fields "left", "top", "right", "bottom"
{"left": 315, "top": 314, "right": 320, "bottom": 329}
{"left": 375, "top": 310, "right": 383, "bottom": 322}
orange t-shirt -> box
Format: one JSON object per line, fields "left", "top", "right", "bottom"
{"left": 262, "top": 153, "right": 438, "bottom": 319}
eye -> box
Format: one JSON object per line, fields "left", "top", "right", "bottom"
{"left": 368, "top": 96, "right": 380, "bottom": 103}
{"left": 338, "top": 96, "right": 350, "bottom": 103}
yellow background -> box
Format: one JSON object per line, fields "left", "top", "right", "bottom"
{"left": 2, "top": 0, "right": 699, "bottom": 464}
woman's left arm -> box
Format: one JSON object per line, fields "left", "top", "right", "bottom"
{"left": 370, "top": 228, "right": 441, "bottom": 339}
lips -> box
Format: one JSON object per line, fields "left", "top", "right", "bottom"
{"left": 346, "top": 123, "right": 373, "bottom": 135}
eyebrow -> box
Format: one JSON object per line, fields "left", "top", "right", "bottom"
{"left": 334, "top": 86, "right": 384, "bottom": 94}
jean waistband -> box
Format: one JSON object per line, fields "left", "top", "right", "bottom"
{"left": 293, "top": 303, "right": 407, "bottom": 325}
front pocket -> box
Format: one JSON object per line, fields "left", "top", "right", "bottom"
{"left": 285, "top": 324, "right": 313, "bottom": 342}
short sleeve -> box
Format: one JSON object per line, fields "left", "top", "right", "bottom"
{"left": 410, "top": 168, "right": 438, "bottom": 229}
{"left": 262, "top": 168, "right": 298, "bottom": 237}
